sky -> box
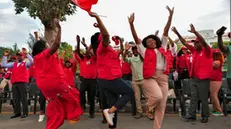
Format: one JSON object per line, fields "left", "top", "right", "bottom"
{"left": 0, "top": 0, "right": 230, "bottom": 49}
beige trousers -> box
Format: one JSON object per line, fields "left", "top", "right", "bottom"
{"left": 143, "top": 70, "right": 168, "bottom": 129}
{"left": 132, "top": 80, "right": 147, "bottom": 114}
{"left": 0, "top": 78, "right": 9, "bottom": 89}
{"left": 210, "top": 81, "right": 223, "bottom": 112}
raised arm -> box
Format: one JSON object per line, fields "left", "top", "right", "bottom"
{"left": 1, "top": 51, "right": 13, "bottom": 68}
{"left": 89, "top": 12, "right": 110, "bottom": 47}
{"left": 49, "top": 19, "right": 61, "bottom": 55}
{"left": 217, "top": 26, "right": 229, "bottom": 55}
{"left": 163, "top": 6, "right": 174, "bottom": 37}
{"left": 118, "top": 37, "right": 124, "bottom": 56}
{"left": 81, "top": 37, "right": 89, "bottom": 50}
{"left": 172, "top": 27, "right": 190, "bottom": 48}
{"left": 128, "top": 13, "right": 141, "bottom": 45}
{"left": 123, "top": 43, "right": 131, "bottom": 64}
{"left": 76, "top": 35, "right": 84, "bottom": 60}
{"left": 168, "top": 37, "right": 177, "bottom": 56}
{"left": 188, "top": 24, "right": 208, "bottom": 48}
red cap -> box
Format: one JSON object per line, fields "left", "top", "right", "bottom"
{"left": 112, "top": 36, "right": 120, "bottom": 45}
{"left": 212, "top": 48, "right": 221, "bottom": 53}
{"left": 10, "top": 56, "right": 17, "bottom": 60}
{"left": 16, "top": 52, "right": 26, "bottom": 57}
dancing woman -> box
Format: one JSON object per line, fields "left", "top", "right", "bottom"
{"left": 89, "top": 12, "right": 134, "bottom": 129}
{"left": 128, "top": 6, "right": 174, "bottom": 129}
{"left": 32, "top": 20, "right": 82, "bottom": 129}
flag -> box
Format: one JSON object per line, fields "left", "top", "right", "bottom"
{"left": 72, "top": 0, "right": 98, "bottom": 12}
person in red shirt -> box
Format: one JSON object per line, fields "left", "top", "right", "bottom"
{"left": 74, "top": 35, "right": 97, "bottom": 118}
{"left": 128, "top": 6, "right": 174, "bottom": 129}
{"left": 1, "top": 49, "right": 33, "bottom": 119}
{"left": 172, "top": 25, "right": 213, "bottom": 123}
{"left": 31, "top": 20, "right": 82, "bottom": 129}
{"left": 0, "top": 56, "right": 16, "bottom": 92}
{"left": 175, "top": 46, "right": 191, "bottom": 90}
{"left": 210, "top": 49, "right": 223, "bottom": 116}
{"left": 89, "top": 12, "right": 133, "bottom": 129}
{"left": 60, "top": 51, "right": 77, "bottom": 88}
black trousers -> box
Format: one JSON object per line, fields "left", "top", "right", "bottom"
{"left": 12, "top": 82, "right": 28, "bottom": 115}
{"left": 80, "top": 78, "right": 96, "bottom": 115}
{"left": 97, "top": 78, "right": 134, "bottom": 129}
{"left": 39, "top": 91, "right": 46, "bottom": 113}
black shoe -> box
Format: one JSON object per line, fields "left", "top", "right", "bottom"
{"left": 10, "top": 114, "right": 21, "bottom": 119}
{"left": 200, "top": 117, "right": 208, "bottom": 123}
{"left": 182, "top": 116, "right": 196, "bottom": 122}
{"left": 101, "top": 119, "right": 107, "bottom": 124}
{"left": 88, "top": 114, "right": 95, "bottom": 118}
{"left": 21, "top": 114, "right": 28, "bottom": 118}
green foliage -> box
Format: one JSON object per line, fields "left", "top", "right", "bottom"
{"left": 12, "top": 0, "right": 77, "bottom": 28}
{"left": 211, "top": 41, "right": 230, "bottom": 48}
{"left": 0, "top": 43, "right": 20, "bottom": 57}
{"left": 58, "top": 42, "right": 73, "bottom": 60}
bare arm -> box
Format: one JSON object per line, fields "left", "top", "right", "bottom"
{"left": 118, "top": 37, "right": 124, "bottom": 55}
{"left": 49, "top": 20, "right": 61, "bottom": 55}
{"left": 76, "top": 35, "right": 84, "bottom": 60}
{"left": 128, "top": 13, "right": 141, "bottom": 44}
{"left": 89, "top": 12, "right": 110, "bottom": 47}
{"left": 163, "top": 6, "right": 174, "bottom": 37}
{"left": 216, "top": 27, "right": 230, "bottom": 54}
{"left": 172, "top": 27, "right": 190, "bottom": 48}
{"left": 188, "top": 24, "right": 209, "bottom": 48}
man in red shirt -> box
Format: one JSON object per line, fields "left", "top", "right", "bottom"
{"left": 75, "top": 35, "right": 97, "bottom": 118}
{"left": 172, "top": 24, "right": 212, "bottom": 123}
{"left": 1, "top": 49, "right": 33, "bottom": 119}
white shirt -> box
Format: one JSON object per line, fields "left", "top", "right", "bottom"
{"left": 137, "top": 36, "right": 168, "bottom": 70}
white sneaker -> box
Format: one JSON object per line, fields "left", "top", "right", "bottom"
{"left": 38, "top": 115, "right": 45, "bottom": 122}
{"left": 103, "top": 109, "right": 114, "bottom": 126}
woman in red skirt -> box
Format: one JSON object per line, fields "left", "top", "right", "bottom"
{"left": 32, "top": 20, "right": 82, "bottom": 129}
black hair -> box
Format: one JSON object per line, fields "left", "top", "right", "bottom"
{"left": 65, "top": 60, "right": 73, "bottom": 67}
{"left": 142, "top": 35, "right": 162, "bottom": 48}
{"left": 91, "top": 32, "right": 100, "bottom": 55}
{"left": 32, "top": 40, "right": 47, "bottom": 57}
{"left": 177, "top": 49, "right": 183, "bottom": 57}
{"left": 131, "top": 46, "right": 137, "bottom": 51}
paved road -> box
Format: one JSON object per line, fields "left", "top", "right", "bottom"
{"left": 0, "top": 113, "right": 230, "bottom": 129}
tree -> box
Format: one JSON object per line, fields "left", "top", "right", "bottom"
{"left": 12, "top": 0, "right": 77, "bottom": 46}
{"left": 59, "top": 42, "right": 73, "bottom": 60}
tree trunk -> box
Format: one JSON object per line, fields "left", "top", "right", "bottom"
{"left": 44, "top": 27, "right": 57, "bottom": 47}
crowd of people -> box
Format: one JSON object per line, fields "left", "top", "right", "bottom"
{"left": 0, "top": 5, "right": 230, "bottom": 129}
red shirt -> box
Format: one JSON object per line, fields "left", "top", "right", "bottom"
{"left": 4, "top": 68, "right": 12, "bottom": 79}
{"left": 82, "top": 57, "right": 97, "bottom": 79}
{"left": 210, "top": 60, "right": 222, "bottom": 81}
{"left": 122, "top": 61, "right": 132, "bottom": 75}
{"left": 97, "top": 41, "right": 122, "bottom": 80}
{"left": 29, "top": 65, "right": 36, "bottom": 78}
{"left": 61, "top": 58, "right": 77, "bottom": 87}
{"left": 34, "top": 49, "right": 65, "bottom": 90}
{"left": 75, "top": 54, "right": 86, "bottom": 77}
{"left": 189, "top": 45, "right": 213, "bottom": 79}
{"left": 11, "top": 62, "right": 30, "bottom": 84}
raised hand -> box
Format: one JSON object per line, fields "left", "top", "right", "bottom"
{"left": 89, "top": 12, "right": 98, "bottom": 17}
{"left": 155, "top": 30, "right": 159, "bottom": 36}
{"left": 54, "top": 18, "right": 61, "bottom": 28}
{"left": 188, "top": 24, "right": 196, "bottom": 33}
{"left": 166, "top": 6, "right": 174, "bottom": 17}
{"left": 81, "top": 37, "right": 87, "bottom": 46}
{"left": 76, "top": 35, "right": 80, "bottom": 43}
{"left": 128, "top": 13, "right": 135, "bottom": 24}
{"left": 125, "top": 42, "right": 131, "bottom": 50}
{"left": 22, "top": 48, "right": 28, "bottom": 54}
{"left": 4, "top": 50, "right": 9, "bottom": 56}
{"left": 171, "top": 27, "right": 178, "bottom": 34}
